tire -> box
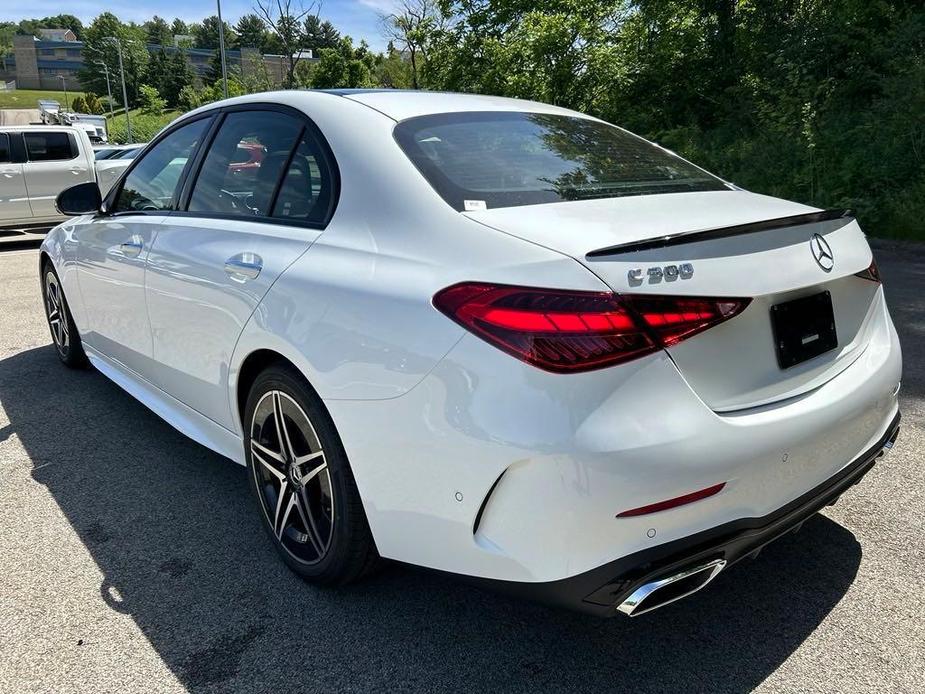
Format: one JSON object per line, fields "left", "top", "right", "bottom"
{"left": 42, "top": 263, "right": 88, "bottom": 369}
{"left": 244, "top": 364, "right": 378, "bottom": 585}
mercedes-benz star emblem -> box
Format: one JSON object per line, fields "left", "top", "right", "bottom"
{"left": 810, "top": 233, "right": 834, "bottom": 272}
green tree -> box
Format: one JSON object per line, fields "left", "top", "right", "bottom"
{"left": 304, "top": 15, "right": 340, "bottom": 54}
{"left": 138, "top": 84, "right": 166, "bottom": 115}
{"left": 254, "top": 0, "right": 317, "bottom": 87}
{"left": 235, "top": 14, "right": 267, "bottom": 49}
{"left": 69, "top": 95, "right": 87, "bottom": 113}
{"left": 83, "top": 92, "right": 104, "bottom": 114}
{"left": 375, "top": 46, "right": 413, "bottom": 88}
{"left": 17, "top": 15, "right": 84, "bottom": 39}
{"left": 306, "top": 47, "right": 348, "bottom": 88}
{"left": 78, "top": 13, "right": 150, "bottom": 108}
{"left": 144, "top": 48, "right": 172, "bottom": 96}
{"left": 177, "top": 84, "right": 202, "bottom": 112}
{"left": 194, "top": 15, "right": 236, "bottom": 49}
{"left": 144, "top": 16, "right": 173, "bottom": 47}
{"left": 164, "top": 49, "right": 196, "bottom": 108}
{"left": 380, "top": 0, "right": 445, "bottom": 89}
{"left": 171, "top": 18, "right": 189, "bottom": 38}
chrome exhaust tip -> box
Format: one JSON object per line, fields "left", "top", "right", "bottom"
{"left": 617, "top": 558, "right": 726, "bottom": 617}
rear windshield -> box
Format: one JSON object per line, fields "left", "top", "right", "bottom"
{"left": 394, "top": 111, "right": 729, "bottom": 211}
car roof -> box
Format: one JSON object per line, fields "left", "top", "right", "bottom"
{"left": 185, "top": 89, "right": 586, "bottom": 125}
{"left": 318, "top": 89, "right": 582, "bottom": 122}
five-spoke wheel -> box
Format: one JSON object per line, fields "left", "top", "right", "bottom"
{"left": 42, "top": 264, "right": 87, "bottom": 368}
{"left": 250, "top": 390, "right": 334, "bottom": 565}
{"left": 244, "top": 365, "right": 378, "bottom": 584}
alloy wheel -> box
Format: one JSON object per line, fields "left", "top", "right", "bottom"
{"left": 45, "top": 272, "right": 70, "bottom": 355}
{"left": 250, "top": 390, "right": 334, "bottom": 565}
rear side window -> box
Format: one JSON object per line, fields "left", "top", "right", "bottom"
{"left": 0, "top": 134, "right": 9, "bottom": 163}
{"left": 394, "top": 111, "right": 729, "bottom": 211}
{"left": 114, "top": 117, "right": 211, "bottom": 213}
{"left": 23, "top": 131, "right": 76, "bottom": 161}
{"left": 270, "top": 131, "right": 335, "bottom": 224}
{"left": 188, "top": 110, "right": 303, "bottom": 218}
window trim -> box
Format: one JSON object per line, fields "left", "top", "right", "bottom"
{"left": 103, "top": 113, "right": 216, "bottom": 217}
{"left": 173, "top": 102, "right": 340, "bottom": 231}
{"left": 0, "top": 133, "right": 10, "bottom": 164}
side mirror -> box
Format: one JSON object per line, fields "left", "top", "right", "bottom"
{"left": 56, "top": 182, "right": 102, "bottom": 215}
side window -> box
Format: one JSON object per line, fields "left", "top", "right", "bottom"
{"left": 271, "top": 130, "right": 335, "bottom": 224}
{"left": 114, "top": 118, "right": 211, "bottom": 213}
{"left": 0, "top": 134, "right": 9, "bottom": 163}
{"left": 188, "top": 110, "right": 303, "bottom": 218}
{"left": 23, "top": 132, "right": 76, "bottom": 161}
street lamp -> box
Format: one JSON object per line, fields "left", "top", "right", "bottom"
{"left": 94, "top": 61, "right": 114, "bottom": 116}
{"left": 104, "top": 36, "right": 133, "bottom": 144}
{"left": 56, "top": 75, "right": 69, "bottom": 111}
{"left": 216, "top": 0, "right": 229, "bottom": 98}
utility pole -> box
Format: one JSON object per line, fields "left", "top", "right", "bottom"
{"left": 216, "top": 0, "right": 229, "bottom": 99}
{"left": 105, "top": 37, "right": 133, "bottom": 144}
{"left": 95, "top": 61, "right": 114, "bottom": 116}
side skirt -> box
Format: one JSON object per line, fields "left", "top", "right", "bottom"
{"left": 84, "top": 345, "right": 246, "bottom": 465}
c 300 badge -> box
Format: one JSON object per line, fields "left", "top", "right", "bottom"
{"left": 628, "top": 263, "right": 694, "bottom": 286}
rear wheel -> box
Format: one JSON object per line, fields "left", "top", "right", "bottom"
{"left": 244, "top": 365, "right": 378, "bottom": 585}
{"left": 42, "top": 264, "right": 88, "bottom": 368}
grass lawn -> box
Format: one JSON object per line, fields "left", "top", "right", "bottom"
{"left": 0, "top": 88, "right": 86, "bottom": 110}
{"left": 105, "top": 108, "right": 182, "bottom": 144}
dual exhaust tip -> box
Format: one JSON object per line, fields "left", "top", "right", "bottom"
{"left": 617, "top": 558, "right": 726, "bottom": 617}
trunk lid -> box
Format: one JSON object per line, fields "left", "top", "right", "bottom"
{"left": 464, "top": 190, "right": 880, "bottom": 411}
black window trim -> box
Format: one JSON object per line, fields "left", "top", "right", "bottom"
{"left": 173, "top": 102, "right": 340, "bottom": 231}
{"left": 0, "top": 132, "right": 10, "bottom": 164}
{"left": 103, "top": 113, "right": 217, "bottom": 218}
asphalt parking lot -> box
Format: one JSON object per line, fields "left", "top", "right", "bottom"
{"left": 0, "top": 243, "right": 922, "bottom": 693}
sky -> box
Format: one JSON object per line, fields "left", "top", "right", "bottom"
{"left": 0, "top": 0, "right": 396, "bottom": 51}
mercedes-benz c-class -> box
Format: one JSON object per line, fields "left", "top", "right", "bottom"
{"left": 40, "top": 90, "right": 901, "bottom": 616}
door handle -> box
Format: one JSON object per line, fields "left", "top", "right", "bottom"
{"left": 119, "top": 237, "right": 144, "bottom": 257}
{"left": 224, "top": 253, "right": 263, "bottom": 280}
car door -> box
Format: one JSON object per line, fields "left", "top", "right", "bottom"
{"left": 22, "top": 130, "right": 92, "bottom": 218}
{"left": 75, "top": 116, "right": 213, "bottom": 373}
{"left": 144, "top": 106, "right": 337, "bottom": 430}
{"left": 0, "top": 133, "right": 32, "bottom": 222}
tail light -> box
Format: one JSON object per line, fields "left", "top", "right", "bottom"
{"left": 854, "top": 258, "right": 881, "bottom": 283}
{"left": 433, "top": 282, "right": 750, "bottom": 373}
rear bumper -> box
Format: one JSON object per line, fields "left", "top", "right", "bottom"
{"left": 477, "top": 411, "right": 901, "bottom": 616}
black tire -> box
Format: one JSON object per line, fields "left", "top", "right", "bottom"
{"left": 244, "top": 364, "right": 378, "bottom": 585}
{"left": 42, "top": 262, "right": 88, "bottom": 369}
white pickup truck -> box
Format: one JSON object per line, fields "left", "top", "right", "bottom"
{"left": 0, "top": 125, "right": 96, "bottom": 228}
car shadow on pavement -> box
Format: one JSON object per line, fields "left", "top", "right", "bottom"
{"left": 0, "top": 346, "right": 864, "bottom": 693}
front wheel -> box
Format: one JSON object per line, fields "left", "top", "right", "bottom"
{"left": 42, "top": 264, "right": 88, "bottom": 368}
{"left": 244, "top": 365, "right": 378, "bottom": 585}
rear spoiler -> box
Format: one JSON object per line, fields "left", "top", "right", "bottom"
{"left": 585, "top": 209, "right": 854, "bottom": 258}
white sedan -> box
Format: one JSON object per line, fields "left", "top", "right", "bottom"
{"left": 41, "top": 90, "right": 902, "bottom": 616}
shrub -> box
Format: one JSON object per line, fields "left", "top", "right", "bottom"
{"left": 176, "top": 85, "right": 202, "bottom": 112}
{"left": 69, "top": 95, "right": 87, "bottom": 113}
{"left": 138, "top": 84, "right": 166, "bottom": 115}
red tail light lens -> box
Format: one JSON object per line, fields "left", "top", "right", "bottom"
{"left": 854, "top": 258, "right": 881, "bottom": 283}
{"left": 434, "top": 283, "right": 750, "bottom": 373}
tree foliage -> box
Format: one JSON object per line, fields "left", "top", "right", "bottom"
{"left": 144, "top": 16, "right": 173, "bottom": 47}
{"left": 416, "top": 0, "right": 925, "bottom": 239}
{"left": 194, "top": 15, "right": 237, "bottom": 50}
{"left": 78, "top": 13, "right": 150, "bottom": 108}
{"left": 254, "top": 0, "right": 319, "bottom": 87}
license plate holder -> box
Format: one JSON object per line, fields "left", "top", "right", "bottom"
{"left": 770, "top": 291, "right": 838, "bottom": 369}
